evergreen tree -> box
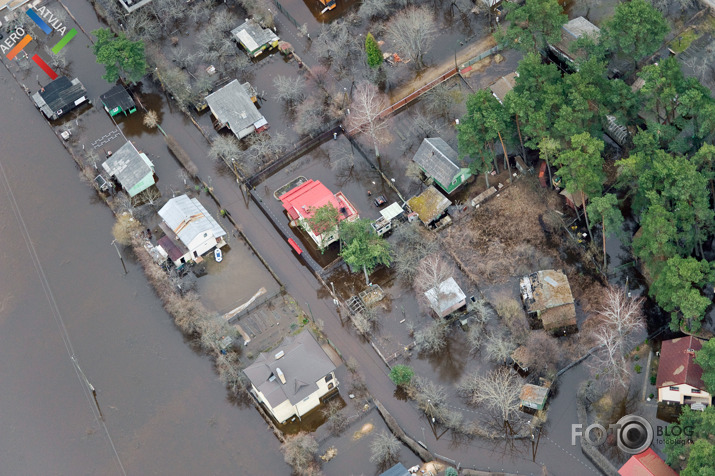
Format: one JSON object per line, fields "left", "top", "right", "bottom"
{"left": 365, "top": 32, "right": 383, "bottom": 69}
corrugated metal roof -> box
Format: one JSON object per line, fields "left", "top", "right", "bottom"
{"left": 231, "top": 20, "right": 279, "bottom": 53}
{"left": 158, "top": 195, "right": 226, "bottom": 248}
{"left": 520, "top": 384, "right": 549, "bottom": 406}
{"left": 380, "top": 202, "right": 403, "bottom": 221}
{"left": 33, "top": 76, "right": 87, "bottom": 119}
{"left": 489, "top": 72, "right": 517, "bottom": 104}
{"left": 412, "top": 138, "right": 461, "bottom": 188}
{"left": 424, "top": 277, "right": 466, "bottom": 316}
{"left": 243, "top": 331, "right": 336, "bottom": 408}
{"left": 205, "top": 80, "right": 264, "bottom": 135}
{"left": 102, "top": 141, "right": 154, "bottom": 196}
{"left": 279, "top": 179, "right": 356, "bottom": 222}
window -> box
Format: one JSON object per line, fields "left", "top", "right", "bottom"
{"left": 302, "top": 395, "right": 310, "bottom": 402}
{"left": 328, "top": 383, "right": 334, "bottom": 390}
{"left": 692, "top": 388, "right": 701, "bottom": 394}
{"left": 669, "top": 386, "right": 679, "bottom": 391}
{"left": 325, "top": 374, "right": 333, "bottom": 383}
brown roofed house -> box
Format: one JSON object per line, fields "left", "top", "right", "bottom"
{"left": 520, "top": 270, "right": 577, "bottom": 333}
{"left": 618, "top": 448, "right": 677, "bottom": 476}
{"left": 656, "top": 336, "right": 712, "bottom": 408}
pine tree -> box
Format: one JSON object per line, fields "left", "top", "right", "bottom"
{"left": 365, "top": 32, "right": 383, "bottom": 69}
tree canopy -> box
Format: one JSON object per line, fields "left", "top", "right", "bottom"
{"left": 365, "top": 32, "right": 383, "bottom": 69}
{"left": 496, "top": 0, "right": 567, "bottom": 53}
{"left": 601, "top": 0, "right": 668, "bottom": 65}
{"left": 339, "top": 219, "right": 392, "bottom": 284}
{"left": 92, "top": 28, "right": 147, "bottom": 83}
{"left": 650, "top": 256, "right": 714, "bottom": 332}
{"left": 695, "top": 339, "right": 715, "bottom": 395}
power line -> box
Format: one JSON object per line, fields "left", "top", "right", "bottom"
{"left": 0, "top": 156, "right": 127, "bottom": 476}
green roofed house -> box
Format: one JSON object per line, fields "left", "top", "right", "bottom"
{"left": 231, "top": 19, "right": 280, "bottom": 57}
{"left": 102, "top": 141, "right": 155, "bottom": 197}
{"left": 412, "top": 138, "right": 471, "bottom": 194}
{"left": 100, "top": 85, "right": 137, "bottom": 117}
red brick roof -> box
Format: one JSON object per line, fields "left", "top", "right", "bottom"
{"left": 279, "top": 180, "right": 356, "bottom": 222}
{"left": 618, "top": 448, "right": 677, "bottom": 476}
{"left": 656, "top": 336, "right": 706, "bottom": 390}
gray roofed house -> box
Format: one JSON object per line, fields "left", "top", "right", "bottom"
{"left": 548, "top": 16, "right": 600, "bottom": 67}
{"left": 380, "top": 463, "right": 411, "bottom": 476}
{"left": 231, "top": 19, "right": 280, "bottom": 57}
{"left": 102, "top": 141, "right": 155, "bottom": 197}
{"left": 157, "top": 195, "right": 227, "bottom": 265}
{"left": 489, "top": 72, "right": 517, "bottom": 104}
{"left": 205, "top": 80, "right": 268, "bottom": 140}
{"left": 244, "top": 331, "right": 338, "bottom": 423}
{"left": 424, "top": 277, "right": 467, "bottom": 318}
{"left": 117, "top": 0, "right": 154, "bottom": 13}
{"left": 100, "top": 85, "right": 137, "bottom": 117}
{"left": 32, "top": 76, "right": 88, "bottom": 121}
{"left": 412, "top": 138, "right": 471, "bottom": 194}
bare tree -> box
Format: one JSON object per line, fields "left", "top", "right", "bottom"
{"left": 215, "top": 352, "right": 244, "bottom": 395}
{"left": 495, "top": 298, "right": 529, "bottom": 343}
{"left": 321, "top": 400, "right": 348, "bottom": 435}
{"left": 392, "top": 222, "right": 439, "bottom": 282}
{"left": 386, "top": 7, "right": 437, "bottom": 69}
{"left": 422, "top": 82, "right": 463, "bottom": 119}
{"left": 85, "top": 149, "right": 101, "bottom": 170}
{"left": 588, "top": 286, "right": 645, "bottom": 390}
{"left": 370, "top": 431, "right": 401, "bottom": 465}
{"left": 208, "top": 135, "right": 241, "bottom": 167}
{"left": 43, "top": 45, "right": 67, "bottom": 70}
{"left": 143, "top": 110, "right": 159, "bottom": 129}
{"left": 273, "top": 75, "right": 306, "bottom": 110}
{"left": 484, "top": 329, "right": 516, "bottom": 364}
{"left": 281, "top": 432, "right": 320, "bottom": 475}
{"left": 314, "top": 20, "right": 360, "bottom": 70}
{"left": 520, "top": 330, "right": 563, "bottom": 378}
{"left": 295, "top": 96, "right": 328, "bottom": 136}
{"left": 126, "top": 9, "right": 161, "bottom": 42}
{"left": 468, "top": 323, "right": 486, "bottom": 352}
{"left": 410, "top": 109, "right": 440, "bottom": 137}
{"left": 414, "top": 321, "right": 447, "bottom": 354}
{"left": 113, "top": 192, "right": 135, "bottom": 217}
{"left": 112, "top": 213, "right": 141, "bottom": 245}
{"left": 467, "top": 297, "right": 494, "bottom": 325}
{"left": 131, "top": 187, "right": 162, "bottom": 207}
{"left": 347, "top": 81, "right": 390, "bottom": 158}
{"left": 468, "top": 368, "right": 524, "bottom": 434}
{"left": 412, "top": 376, "right": 447, "bottom": 413}
{"left": 358, "top": 0, "right": 393, "bottom": 20}
{"left": 414, "top": 253, "right": 455, "bottom": 294}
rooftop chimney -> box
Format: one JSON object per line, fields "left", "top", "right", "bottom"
{"left": 275, "top": 367, "right": 286, "bottom": 384}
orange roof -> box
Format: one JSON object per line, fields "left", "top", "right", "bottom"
{"left": 618, "top": 448, "right": 677, "bottom": 476}
{"left": 279, "top": 180, "right": 356, "bottom": 222}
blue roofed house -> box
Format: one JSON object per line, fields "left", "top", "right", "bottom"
{"left": 157, "top": 195, "right": 227, "bottom": 266}
{"left": 412, "top": 138, "right": 471, "bottom": 194}
{"left": 102, "top": 141, "right": 155, "bottom": 197}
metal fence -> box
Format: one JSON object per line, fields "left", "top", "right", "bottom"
{"left": 272, "top": 0, "right": 300, "bottom": 29}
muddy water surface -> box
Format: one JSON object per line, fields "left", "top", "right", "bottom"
{"left": 0, "top": 61, "right": 287, "bottom": 475}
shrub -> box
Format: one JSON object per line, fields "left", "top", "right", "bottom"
{"left": 650, "top": 376, "right": 656, "bottom": 385}
{"left": 446, "top": 468, "right": 458, "bottom": 476}
{"left": 649, "top": 393, "right": 654, "bottom": 399}
{"left": 635, "top": 364, "right": 642, "bottom": 374}
{"left": 389, "top": 365, "right": 415, "bottom": 387}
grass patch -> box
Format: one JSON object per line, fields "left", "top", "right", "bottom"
{"left": 669, "top": 27, "right": 701, "bottom": 54}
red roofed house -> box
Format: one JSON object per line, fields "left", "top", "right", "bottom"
{"left": 618, "top": 448, "right": 677, "bottom": 476}
{"left": 279, "top": 180, "right": 358, "bottom": 249}
{"left": 656, "top": 336, "right": 712, "bottom": 407}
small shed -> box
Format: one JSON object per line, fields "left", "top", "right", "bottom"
{"left": 102, "top": 141, "right": 156, "bottom": 197}
{"left": 520, "top": 270, "right": 577, "bottom": 332}
{"left": 372, "top": 202, "right": 404, "bottom": 235}
{"left": 489, "top": 72, "right": 517, "bottom": 104}
{"left": 407, "top": 185, "right": 452, "bottom": 226}
{"left": 424, "top": 277, "right": 467, "bottom": 318}
{"left": 560, "top": 189, "right": 588, "bottom": 211}
{"left": 32, "top": 76, "right": 88, "bottom": 120}
{"left": 232, "top": 19, "right": 280, "bottom": 57}
{"left": 412, "top": 138, "right": 471, "bottom": 194}
{"left": 100, "top": 85, "right": 136, "bottom": 117}
{"left": 549, "top": 16, "right": 600, "bottom": 66}
{"left": 520, "top": 383, "right": 549, "bottom": 411}
{"left": 379, "top": 463, "right": 411, "bottom": 476}
{"left": 205, "top": 80, "right": 267, "bottom": 139}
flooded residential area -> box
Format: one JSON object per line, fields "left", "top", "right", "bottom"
{"left": 2, "top": 0, "right": 715, "bottom": 475}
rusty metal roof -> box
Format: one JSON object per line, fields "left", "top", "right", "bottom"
{"left": 520, "top": 384, "right": 549, "bottom": 406}
{"left": 407, "top": 185, "right": 452, "bottom": 225}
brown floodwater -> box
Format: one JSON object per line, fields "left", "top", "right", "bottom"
{"left": 0, "top": 57, "right": 288, "bottom": 476}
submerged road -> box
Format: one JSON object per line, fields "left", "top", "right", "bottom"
{"left": 4, "top": 0, "right": 604, "bottom": 473}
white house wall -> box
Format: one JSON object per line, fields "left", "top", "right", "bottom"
{"left": 186, "top": 234, "right": 219, "bottom": 257}
{"left": 658, "top": 384, "right": 712, "bottom": 405}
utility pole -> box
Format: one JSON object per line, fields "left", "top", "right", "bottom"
{"left": 72, "top": 356, "right": 104, "bottom": 421}
{"left": 111, "top": 240, "right": 128, "bottom": 275}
